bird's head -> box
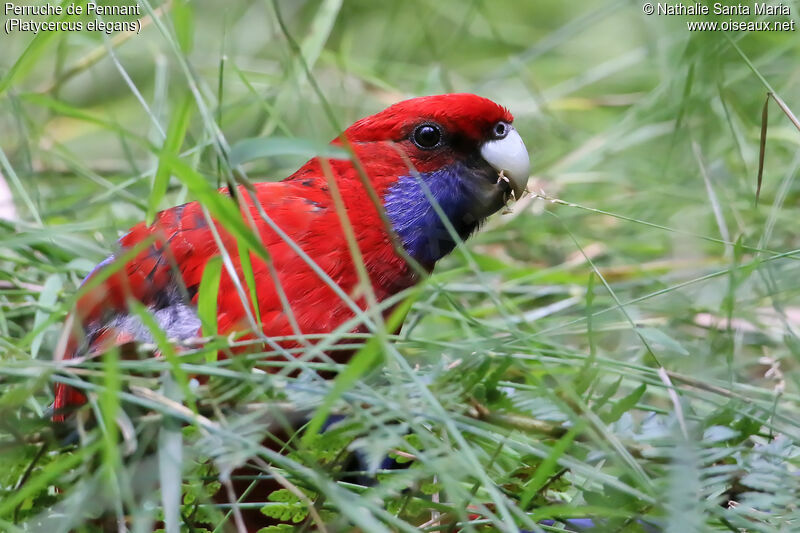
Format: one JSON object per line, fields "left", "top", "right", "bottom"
{"left": 340, "top": 93, "right": 530, "bottom": 267}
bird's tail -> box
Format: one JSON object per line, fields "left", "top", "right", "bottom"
{"left": 51, "top": 313, "right": 87, "bottom": 422}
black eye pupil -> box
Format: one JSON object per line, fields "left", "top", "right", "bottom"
{"left": 413, "top": 124, "right": 441, "bottom": 148}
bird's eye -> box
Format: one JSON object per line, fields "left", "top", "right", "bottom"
{"left": 412, "top": 123, "right": 442, "bottom": 149}
{"left": 491, "top": 121, "right": 510, "bottom": 140}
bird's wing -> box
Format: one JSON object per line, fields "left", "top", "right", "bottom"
{"left": 54, "top": 179, "right": 343, "bottom": 418}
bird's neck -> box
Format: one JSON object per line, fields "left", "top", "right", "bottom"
{"left": 384, "top": 164, "right": 481, "bottom": 268}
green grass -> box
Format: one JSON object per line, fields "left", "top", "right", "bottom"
{"left": 2, "top": 0, "right": 800, "bottom": 531}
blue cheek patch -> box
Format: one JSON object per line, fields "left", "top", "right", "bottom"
{"left": 384, "top": 164, "right": 480, "bottom": 266}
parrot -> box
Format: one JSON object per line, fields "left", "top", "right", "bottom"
{"left": 52, "top": 93, "right": 530, "bottom": 421}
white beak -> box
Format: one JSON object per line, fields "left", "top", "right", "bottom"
{"left": 479, "top": 126, "right": 530, "bottom": 200}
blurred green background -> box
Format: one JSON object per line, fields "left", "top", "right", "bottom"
{"left": 1, "top": 0, "right": 800, "bottom": 531}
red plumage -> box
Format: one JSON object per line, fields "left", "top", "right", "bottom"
{"left": 53, "top": 94, "right": 521, "bottom": 421}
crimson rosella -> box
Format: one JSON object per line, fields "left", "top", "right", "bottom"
{"left": 52, "top": 93, "right": 530, "bottom": 421}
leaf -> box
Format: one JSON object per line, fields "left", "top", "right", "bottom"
{"left": 149, "top": 94, "right": 194, "bottom": 224}
{"left": 158, "top": 375, "right": 184, "bottom": 533}
{"left": 0, "top": 441, "right": 100, "bottom": 518}
{"left": 756, "top": 92, "right": 769, "bottom": 204}
{"left": 229, "top": 137, "right": 348, "bottom": 167}
{"left": 603, "top": 384, "right": 646, "bottom": 424}
{"left": 172, "top": 0, "right": 194, "bottom": 53}
{"left": 520, "top": 423, "right": 583, "bottom": 510}
{"left": 236, "top": 237, "right": 262, "bottom": 326}
{"left": 702, "top": 425, "right": 739, "bottom": 444}
{"left": 19, "top": 93, "right": 135, "bottom": 140}
{"left": 256, "top": 526, "right": 293, "bottom": 533}
{"left": 99, "top": 346, "right": 122, "bottom": 478}
{"left": 263, "top": 0, "right": 343, "bottom": 135}
{"left": 420, "top": 482, "right": 441, "bottom": 495}
{"left": 637, "top": 327, "right": 689, "bottom": 356}
{"left": 593, "top": 377, "right": 621, "bottom": 410}
{"left": 299, "top": 0, "right": 342, "bottom": 67}
{"left": 197, "top": 255, "right": 222, "bottom": 361}
{"left": 30, "top": 274, "right": 62, "bottom": 359}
